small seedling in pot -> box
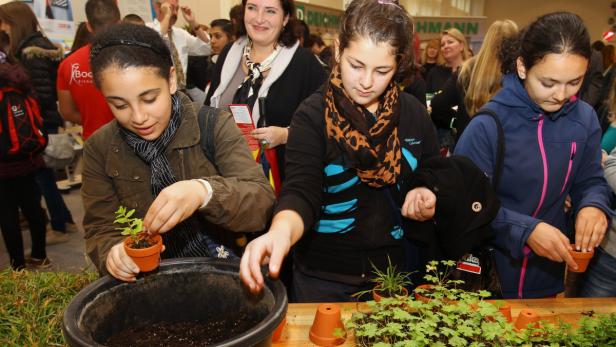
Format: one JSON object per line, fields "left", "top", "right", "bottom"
{"left": 114, "top": 206, "right": 151, "bottom": 249}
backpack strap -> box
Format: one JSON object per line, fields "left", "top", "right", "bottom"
{"left": 476, "top": 108, "right": 505, "bottom": 190}
{"left": 197, "top": 105, "right": 220, "bottom": 168}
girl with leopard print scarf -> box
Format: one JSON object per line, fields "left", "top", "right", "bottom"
{"left": 240, "top": 0, "right": 440, "bottom": 302}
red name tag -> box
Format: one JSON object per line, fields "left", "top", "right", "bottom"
{"left": 457, "top": 254, "right": 482, "bottom": 274}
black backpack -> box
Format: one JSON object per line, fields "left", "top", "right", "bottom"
{"left": 0, "top": 87, "right": 47, "bottom": 161}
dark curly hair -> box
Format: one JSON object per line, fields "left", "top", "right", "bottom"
{"left": 338, "top": 0, "right": 414, "bottom": 80}
{"left": 90, "top": 23, "right": 172, "bottom": 88}
{"left": 235, "top": 0, "right": 297, "bottom": 47}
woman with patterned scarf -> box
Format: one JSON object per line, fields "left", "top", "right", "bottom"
{"left": 240, "top": 0, "right": 440, "bottom": 302}
{"left": 205, "top": 0, "right": 325, "bottom": 182}
{"left": 82, "top": 23, "right": 275, "bottom": 282}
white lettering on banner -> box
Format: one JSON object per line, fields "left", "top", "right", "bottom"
{"left": 69, "top": 63, "right": 93, "bottom": 85}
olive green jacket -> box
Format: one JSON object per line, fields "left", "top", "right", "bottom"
{"left": 82, "top": 95, "right": 275, "bottom": 274}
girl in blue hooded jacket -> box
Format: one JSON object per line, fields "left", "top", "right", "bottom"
{"left": 455, "top": 12, "right": 612, "bottom": 299}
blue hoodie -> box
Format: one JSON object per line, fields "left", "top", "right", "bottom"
{"left": 455, "top": 74, "right": 612, "bottom": 298}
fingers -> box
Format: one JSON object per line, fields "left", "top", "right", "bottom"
{"left": 144, "top": 181, "right": 204, "bottom": 234}
{"left": 590, "top": 220, "right": 607, "bottom": 249}
{"left": 402, "top": 188, "right": 436, "bottom": 221}
{"left": 248, "top": 242, "right": 267, "bottom": 292}
{"left": 251, "top": 127, "right": 285, "bottom": 148}
{"left": 239, "top": 242, "right": 266, "bottom": 294}
{"left": 575, "top": 207, "right": 608, "bottom": 252}
{"left": 239, "top": 247, "right": 257, "bottom": 291}
{"left": 576, "top": 217, "right": 591, "bottom": 252}
{"left": 143, "top": 194, "right": 166, "bottom": 232}
{"left": 268, "top": 241, "right": 287, "bottom": 279}
{"left": 106, "top": 243, "right": 139, "bottom": 282}
{"left": 556, "top": 233, "right": 578, "bottom": 271}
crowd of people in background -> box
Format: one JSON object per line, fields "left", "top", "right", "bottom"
{"left": 1, "top": 0, "right": 616, "bottom": 302}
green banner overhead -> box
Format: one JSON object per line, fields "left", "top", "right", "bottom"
{"left": 295, "top": 2, "right": 343, "bottom": 34}
{"left": 414, "top": 16, "right": 487, "bottom": 41}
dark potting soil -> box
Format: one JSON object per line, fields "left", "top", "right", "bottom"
{"left": 105, "top": 314, "right": 261, "bottom": 347}
{"left": 129, "top": 237, "right": 155, "bottom": 249}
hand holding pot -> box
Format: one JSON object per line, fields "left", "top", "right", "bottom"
{"left": 106, "top": 242, "right": 140, "bottom": 282}
{"left": 143, "top": 180, "right": 209, "bottom": 235}
{"left": 574, "top": 206, "right": 607, "bottom": 252}
{"left": 527, "top": 222, "right": 577, "bottom": 270}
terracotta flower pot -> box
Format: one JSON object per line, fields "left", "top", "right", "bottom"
{"left": 568, "top": 246, "right": 594, "bottom": 273}
{"left": 271, "top": 317, "right": 285, "bottom": 342}
{"left": 372, "top": 285, "right": 409, "bottom": 302}
{"left": 309, "top": 303, "right": 345, "bottom": 346}
{"left": 413, "top": 284, "right": 434, "bottom": 303}
{"left": 515, "top": 308, "right": 540, "bottom": 330}
{"left": 123, "top": 234, "right": 163, "bottom": 272}
{"left": 498, "top": 302, "right": 512, "bottom": 322}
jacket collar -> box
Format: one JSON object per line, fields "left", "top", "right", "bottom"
{"left": 17, "top": 32, "right": 64, "bottom": 61}
{"left": 109, "top": 93, "right": 200, "bottom": 150}
{"left": 210, "top": 35, "right": 300, "bottom": 126}
{"left": 493, "top": 73, "right": 578, "bottom": 121}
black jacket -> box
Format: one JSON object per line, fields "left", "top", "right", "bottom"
{"left": 426, "top": 64, "right": 453, "bottom": 94}
{"left": 277, "top": 90, "right": 439, "bottom": 284}
{"left": 406, "top": 155, "right": 501, "bottom": 261}
{"left": 205, "top": 42, "right": 326, "bottom": 179}
{"left": 16, "top": 32, "right": 63, "bottom": 129}
{"left": 430, "top": 70, "right": 471, "bottom": 139}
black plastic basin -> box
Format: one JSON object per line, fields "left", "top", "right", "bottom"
{"left": 63, "top": 258, "right": 287, "bottom": 346}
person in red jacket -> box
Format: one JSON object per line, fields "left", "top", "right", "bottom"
{"left": 57, "top": 0, "right": 119, "bottom": 140}
{"left": 0, "top": 43, "right": 49, "bottom": 270}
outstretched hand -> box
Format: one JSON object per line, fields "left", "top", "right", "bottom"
{"left": 239, "top": 228, "right": 292, "bottom": 294}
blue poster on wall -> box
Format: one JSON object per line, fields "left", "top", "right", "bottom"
{"left": 47, "top": 0, "right": 74, "bottom": 22}
{"left": 22, "top": 0, "right": 75, "bottom": 50}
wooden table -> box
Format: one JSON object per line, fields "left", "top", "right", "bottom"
{"left": 273, "top": 298, "right": 616, "bottom": 346}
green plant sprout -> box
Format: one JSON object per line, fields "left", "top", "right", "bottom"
{"left": 114, "top": 206, "right": 148, "bottom": 247}
{"left": 353, "top": 256, "right": 413, "bottom": 299}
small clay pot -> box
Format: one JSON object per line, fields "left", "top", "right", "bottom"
{"left": 413, "top": 284, "right": 434, "bottom": 303}
{"left": 372, "top": 285, "right": 409, "bottom": 302}
{"left": 515, "top": 308, "right": 540, "bottom": 330}
{"left": 568, "top": 246, "right": 594, "bottom": 273}
{"left": 497, "top": 302, "right": 512, "bottom": 322}
{"left": 271, "top": 317, "right": 285, "bottom": 342}
{"left": 123, "top": 234, "right": 163, "bottom": 272}
{"left": 309, "top": 303, "right": 346, "bottom": 346}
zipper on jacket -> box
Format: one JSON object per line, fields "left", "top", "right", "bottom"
{"left": 518, "top": 115, "right": 548, "bottom": 298}
{"left": 178, "top": 148, "right": 186, "bottom": 180}
{"left": 560, "top": 141, "right": 577, "bottom": 195}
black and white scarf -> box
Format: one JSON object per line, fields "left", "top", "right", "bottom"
{"left": 232, "top": 39, "right": 281, "bottom": 110}
{"left": 119, "top": 93, "right": 235, "bottom": 259}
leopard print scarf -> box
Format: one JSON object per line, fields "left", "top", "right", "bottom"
{"left": 324, "top": 64, "right": 401, "bottom": 187}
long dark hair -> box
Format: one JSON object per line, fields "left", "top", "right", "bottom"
{"left": 90, "top": 23, "right": 172, "bottom": 88}
{"left": 0, "top": 2, "right": 40, "bottom": 56}
{"left": 235, "top": 0, "right": 297, "bottom": 47}
{"left": 338, "top": 0, "right": 414, "bottom": 80}
{"left": 503, "top": 12, "right": 590, "bottom": 72}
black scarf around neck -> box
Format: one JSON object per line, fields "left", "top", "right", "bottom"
{"left": 119, "top": 93, "right": 235, "bottom": 259}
